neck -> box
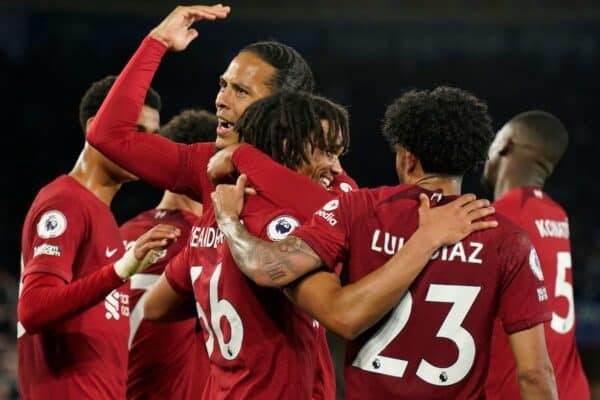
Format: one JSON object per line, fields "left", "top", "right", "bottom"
{"left": 68, "top": 147, "right": 122, "bottom": 206}
{"left": 413, "top": 174, "right": 462, "bottom": 196}
{"left": 494, "top": 159, "right": 546, "bottom": 200}
{"left": 156, "top": 191, "right": 203, "bottom": 216}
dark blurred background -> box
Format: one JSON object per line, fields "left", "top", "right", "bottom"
{"left": 1, "top": 0, "right": 599, "bottom": 398}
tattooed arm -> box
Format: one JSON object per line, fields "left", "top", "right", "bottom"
{"left": 218, "top": 217, "right": 325, "bottom": 287}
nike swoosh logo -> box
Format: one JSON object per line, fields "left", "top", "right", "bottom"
{"left": 106, "top": 247, "right": 118, "bottom": 258}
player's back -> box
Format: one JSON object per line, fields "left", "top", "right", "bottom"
{"left": 120, "top": 208, "right": 208, "bottom": 400}
{"left": 486, "top": 187, "right": 590, "bottom": 400}
{"left": 335, "top": 185, "right": 550, "bottom": 400}
{"left": 194, "top": 195, "right": 320, "bottom": 400}
{"left": 19, "top": 175, "right": 129, "bottom": 399}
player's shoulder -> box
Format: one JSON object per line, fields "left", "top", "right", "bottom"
{"left": 342, "top": 183, "right": 415, "bottom": 203}
{"left": 476, "top": 211, "right": 532, "bottom": 254}
{"left": 24, "top": 176, "right": 93, "bottom": 240}
{"left": 243, "top": 196, "right": 302, "bottom": 241}
{"left": 29, "top": 175, "right": 92, "bottom": 217}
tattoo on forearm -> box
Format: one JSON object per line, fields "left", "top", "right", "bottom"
{"left": 219, "top": 218, "right": 322, "bottom": 285}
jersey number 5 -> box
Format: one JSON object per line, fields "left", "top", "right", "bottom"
{"left": 551, "top": 251, "right": 575, "bottom": 334}
{"left": 191, "top": 264, "right": 244, "bottom": 360}
{"left": 352, "top": 284, "right": 480, "bottom": 386}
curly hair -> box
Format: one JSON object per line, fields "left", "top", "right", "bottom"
{"left": 236, "top": 90, "right": 349, "bottom": 170}
{"left": 382, "top": 86, "right": 493, "bottom": 175}
{"left": 241, "top": 41, "right": 315, "bottom": 93}
{"left": 79, "top": 75, "right": 161, "bottom": 132}
{"left": 159, "top": 109, "right": 217, "bottom": 144}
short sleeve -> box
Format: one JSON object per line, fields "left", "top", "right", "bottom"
{"left": 22, "top": 199, "right": 87, "bottom": 283}
{"left": 291, "top": 195, "right": 351, "bottom": 273}
{"left": 164, "top": 245, "right": 194, "bottom": 296}
{"left": 497, "top": 232, "right": 552, "bottom": 334}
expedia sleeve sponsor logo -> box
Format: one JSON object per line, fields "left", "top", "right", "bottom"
{"left": 33, "top": 243, "right": 61, "bottom": 257}
{"left": 315, "top": 199, "right": 340, "bottom": 226}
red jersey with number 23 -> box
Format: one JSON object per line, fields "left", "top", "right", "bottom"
{"left": 292, "top": 184, "right": 552, "bottom": 400}
{"left": 120, "top": 209, "right": 209, "bottom": 400}
{"left": 485, "top": 187, "right": 590, "bottom": 400}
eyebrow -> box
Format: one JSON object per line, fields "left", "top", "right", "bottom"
{"left": 220, "top": 76, "right": 252, "bottom": 94}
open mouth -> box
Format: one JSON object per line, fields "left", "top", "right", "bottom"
{"left": 319, "top": 175, "right": 332, "bottom": 189}
{"left": 217, "top": 117, "right": 235, "bottom": 136}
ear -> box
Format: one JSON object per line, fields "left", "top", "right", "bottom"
{"left": 405, "top": 150, "right": 419, "bottom": 174}
{"left": 85, "top": 116, "right": 95, "bottom": 133}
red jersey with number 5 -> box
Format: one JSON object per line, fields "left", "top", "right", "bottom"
{"left": 119, "top": 208, "right": 208, "bottom": 400}
{"left": 485, "top": 187, "right": 590, "bottom": 400}
{"left": 292, "top": 184, "right": 551, "bottom": 399}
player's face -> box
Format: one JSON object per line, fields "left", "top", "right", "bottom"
{"left": 215, "top": 51, "right": 277, "bottom": 149}
{"left": 482, "top": 123, "right": 512, "bottom": 193}
{"left": 296, "top": 120, "right": 344, "bottom": 189}
{"left": 110, "top": 105, "right": 160, "bottom": 181}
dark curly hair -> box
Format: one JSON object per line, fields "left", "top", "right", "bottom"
{"left": 236, "top": 90, "right": 349, "bottom": 170}
{"left": 382, "top": 86, "right": 493, "bottom": 175}
{"left": 79, "top": 75, "right": 161, "bottom": 132}
{"left": 241, "top": 41, "right": 315, "bottom": 93}
{"left": 159, "top": 109, "right": 217, "bottom": 144}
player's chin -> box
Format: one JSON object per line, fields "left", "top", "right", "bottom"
{"left": 215, "top": 132, "right": 239, "bottom": 150}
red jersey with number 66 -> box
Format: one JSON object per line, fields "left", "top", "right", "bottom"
{"left": 485, "top": 187, "right": 590, "bottom": 400}
{"left": 165, "top": 195, "right": 320, "bottom": 400}
{"left": 292, "top": 184, "right": 552, "bottom": 400}
{"left": 119, "top": 208, "right": 208, "bottom": 400}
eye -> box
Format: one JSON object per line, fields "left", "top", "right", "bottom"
{"left": 235, "top": 87, "right": 248, "bottom": 96}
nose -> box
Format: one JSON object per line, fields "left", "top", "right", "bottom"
{"left": 331, "top": 156, "right": 343, "bottom": 176}
{"left": 215, "top": 88, "right": 231, "bottom": 111}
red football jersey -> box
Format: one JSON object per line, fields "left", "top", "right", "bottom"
{"left": 19, "top": 175, "right": 129, "bottom": 399}
{"left": 485, "top": 187, "right": 590, "bottom": 400}
{"left": 165, "top": 195, "right": 324, "bottom": 400}
{"left": 293, "top": 184, "right": 552, "bottom": 400}
{"left": 119, "top": 209, "right": 209, "bottom": 400}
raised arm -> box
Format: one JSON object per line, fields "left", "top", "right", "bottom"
{"left": 87, "top": 6, "right": 229, "bottom": 200}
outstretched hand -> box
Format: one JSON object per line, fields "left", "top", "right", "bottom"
{"left": 418, "top": 193, "right": 497, "bottom": 248}
{"left": 150, "top": 4, "right": 230, "bottom": 51}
